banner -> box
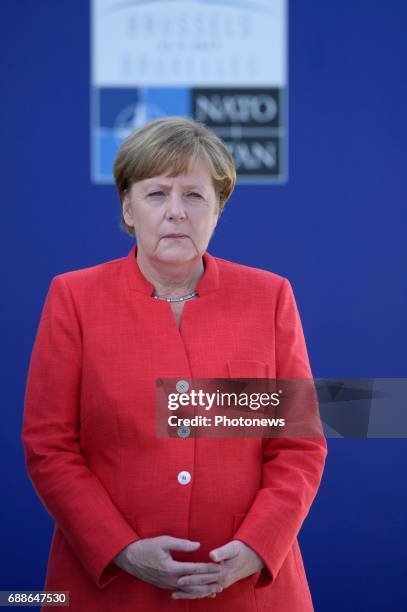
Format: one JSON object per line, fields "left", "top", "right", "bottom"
{"left": 91, "top": 0, "right": 288, "bottom": 183}
{"left": 156, "top": 378, "right": 407, "bottom": 438}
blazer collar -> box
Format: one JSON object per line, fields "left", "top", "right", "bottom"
{"left": 124, "top": 243, "right": 219, "bottom": 296}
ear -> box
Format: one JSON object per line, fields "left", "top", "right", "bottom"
{"left": 212, "top": 200, "right": 221, "bottom": 227}
{"left": 122, "top": 191, "right": 134, "bottom": 228}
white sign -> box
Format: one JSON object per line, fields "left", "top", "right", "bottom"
{"left": 91, "top": 0, "right": 288, "bottom": 183}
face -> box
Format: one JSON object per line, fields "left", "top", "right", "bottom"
{"left": 122, "top": 157, "right": 219, "bottom": 267}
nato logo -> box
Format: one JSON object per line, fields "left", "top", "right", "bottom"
{"left": 92, "top": 87, "right": 190, "bottom": 183}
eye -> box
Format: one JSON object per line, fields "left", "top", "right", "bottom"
{"left": 187, "top": 192, "right": 203, "bottom": 199}
{"left": 147, "top": 191, "right": 165, "bottom": 198}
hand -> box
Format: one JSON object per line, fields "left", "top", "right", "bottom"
{"left": 172, "top": 539, "right": 264, "bottom": 599}
{"left": 113, "top": 536, "right": 222, "bottom": 598}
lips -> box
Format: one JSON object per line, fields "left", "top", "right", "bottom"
{"left": 162, "top": 234, "right": 189, "bottom": 238}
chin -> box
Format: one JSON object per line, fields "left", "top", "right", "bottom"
{"left": 158, "top": 244, "right": 198, "bottom": 264}
{"left": 159, "top": 256, "right": 195, "bottom": 267}
{"left": 157, "top": 248, "right": 196, "bottom": 266}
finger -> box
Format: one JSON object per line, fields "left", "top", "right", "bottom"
{"left": 210, "top": 541, "right": 240, "bottom": 562}
{"left": 163, "top": 537, "right": 200, "bottom": 552}
{"left": 171, "top": 584, "right": 222, "bottom": 600}
{"left": 170, "top": 561, "right": 222, "bottom": 575}
{"left": 177, "top": 573, "right": 223, "bottom": 587}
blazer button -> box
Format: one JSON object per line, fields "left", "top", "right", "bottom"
{"left": 177, "top": 471, "right": 192, "bottom": 485}
{"left": 176, "top": 380, "right": 189, "bottom": 393}
{"left": 178, "top": 426, "right": 191, "bottom": 438}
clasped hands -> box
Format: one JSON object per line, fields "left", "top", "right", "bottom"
{"left": 113, "top": 535, "right": 264, "bottom": 600}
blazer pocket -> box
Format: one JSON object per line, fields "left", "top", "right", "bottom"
{"left": 227, "top": 360, "right": 268, "bottom": 378}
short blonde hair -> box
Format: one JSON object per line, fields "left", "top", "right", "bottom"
{"left": 113, "top": 116, "right": 236, "bottom": 236}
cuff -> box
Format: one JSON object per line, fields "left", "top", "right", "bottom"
{"left": 235, "top": 537, "right": 274, "bottom": 589}
{"left": 96, "top": 533, "right": 141, "bottom": 589}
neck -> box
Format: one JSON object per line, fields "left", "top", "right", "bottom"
{"left": 136, "top": 249, "right": 204, "bottom": 297}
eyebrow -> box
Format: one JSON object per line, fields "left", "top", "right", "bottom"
{"left": 144, "top": 182, "right": 207, "bottom": 191}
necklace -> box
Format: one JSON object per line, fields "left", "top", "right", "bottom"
{"left": 153, "top": 290, "right": 198, "bottom": 303}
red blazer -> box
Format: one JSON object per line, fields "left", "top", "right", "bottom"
{"left": 22, "top": 245, "right": 327, "bottom": 611}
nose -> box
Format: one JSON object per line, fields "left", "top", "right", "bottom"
{"left": 164, "top": 192, "right": 186, "bottom": 222}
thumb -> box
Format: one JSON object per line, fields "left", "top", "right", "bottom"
{"left": 210, "top": 541, "right": 239, "bottom": 562}
{"left": 163, "top": 537, "right": 201, "bottom": 552}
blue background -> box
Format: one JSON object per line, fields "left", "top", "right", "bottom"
{"left": 1, "top": 1, "right": 406, "bottom": 610}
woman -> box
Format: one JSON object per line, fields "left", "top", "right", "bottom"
{"left": 22, "top": 116, "right": 327, "bottom": 611}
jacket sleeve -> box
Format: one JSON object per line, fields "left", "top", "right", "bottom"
{"left": 234, "top": 278, "right": 327, "bottom": 588}
{"left": 21, "top": 275, "right": 140, "bottom": 589}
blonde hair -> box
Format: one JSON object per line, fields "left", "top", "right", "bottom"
{"left": 113, "top": 116, "right": 236, "bottom": 236}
